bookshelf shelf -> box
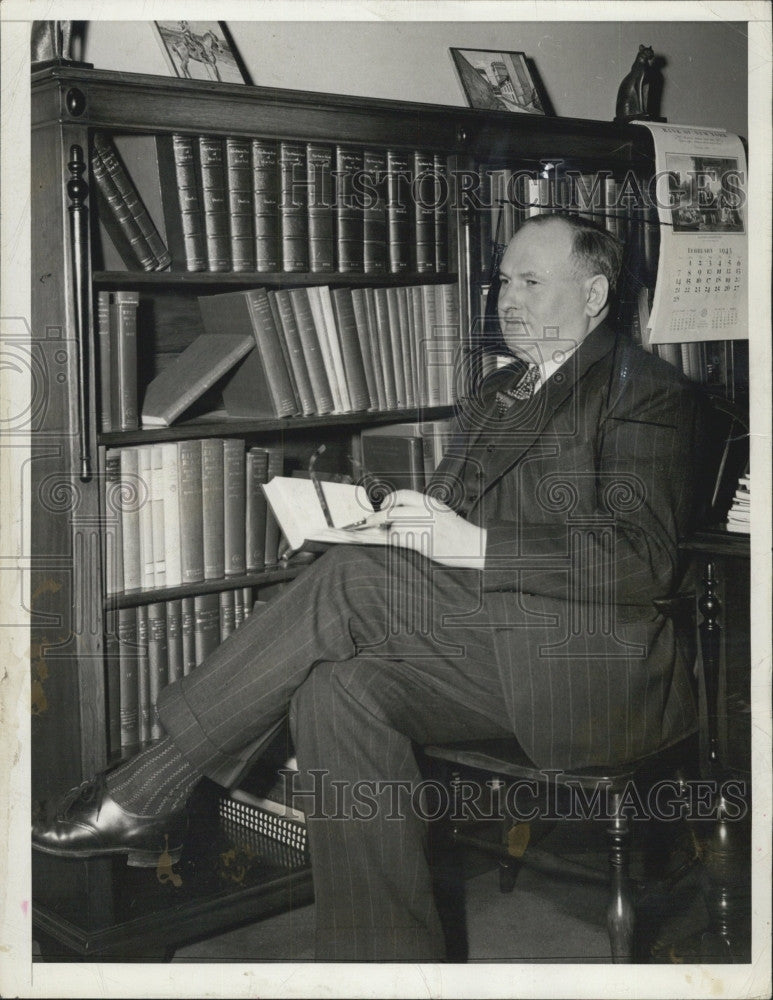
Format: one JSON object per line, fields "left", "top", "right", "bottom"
{"left": 98, "top": 405, "right": 455, "bottom": 446}
{"left": 106, "top": 565, "right": 302, "bottom": 610}
{"left": 93, "top": 270, "right": 459, "bottom": 289}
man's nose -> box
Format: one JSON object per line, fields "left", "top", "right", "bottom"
{"left": 498, "top": 282, "right": 519, "bottom": 314}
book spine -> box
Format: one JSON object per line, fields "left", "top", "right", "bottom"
{"left": 233, "top": 589, "right": 245, "bottom": 630}
{"left": 242, "top": 587, "right": 254, "bottom": 620}
{"left": 181, "top": 597, "right": 196, "bottom": 676}
{"left": 161, "top": 442, "right": 181, "bottom": 588}
{"left": 219, "top": 590, "right": 236, "bottom": 642}
{"left": 93, "top": 132, "right": 170, "bottom": 269}
{"left": 266, "top": 291, "right": 303, "bottom": 414}
{"left": 104, "top": 449, "right": 124, "bottom": 597}
{"left": 197, "top": 136, "right": 230, "bottom": 271}
{"left": 362, "top": 288, "right": 389, "bottom": 410}
{"left": 306, "top": 143, "right": 335, "bottom": 272}
{"left": 330, "top": 288, "right": 372, "bottom": 411}
{"left": 119, "top": 448, "right": 141, "bottom": 592}
{"left": 279, "top": 142, "right": 309, "bottom": 271}
{"left": 420, "top": 285, "right": 441, "bottom": 406}
{"left": 301, "top": 287, "right": 343, "bottom": 412}
{"left": 117, "top": 607, "right": 140, "bottom": 755}
{"left": 150, "top": 444, "right": 166, "bottom": 588}
{"left": 137, "top": 446, "right": 155, "bottom": 590}
{"left": 435, "top": 284, "right": 460, "bottom": 405}
{"left": 201, "top": 438, "right": 226, "bottom": 580}
{"left": 372, "top": 287, "right": 398, "bottom": 409}
{"left": 245, "top": 448, "right": 269, "bottom": 573}
{"left": 334, "top": 145, "right": 364, "bottom": 273}
{"left": 384, "top": 288, "right": 407, "bottom": 407}
{"left": 433, "top": 154, "right": 449, "bottom": 273}
{"left": 386, "top": 150, "right": 411, "bottom": 274}
{"left": 396, "top": 286, "right": 416, "bottom": 407}
{"left": 136, "top": 605, "right": 151, "bottom": 747}
{"left": 263, "top": 447, "right": 284, "bottom": 567}
{"left": 350, "top": 288, "right": 382, "bottom": 411}
{"left": 105, "top": 610, "right": 121, "bottom": 758}
{"left": 194, "top": 593, "right": 221, "bottom": 665}
{"left": 362, "top": 149, "right": 388, "bottom": 274}
{"left": 286, "top": 289, "right": 334, "bottom": 414}
{"left": 478, "top": 169, "right": 493, "bottom": 276}
{"left": 246, "top": 289, "right": 299, "bottom": 416}
{"left": 97, "top": 291, "right": 112, "bottom": 431}
{"left": 316, "top": 286, "right": 352, "bottom": 411}
{"left": 413, "top": 151, "right": 436, "bottom": 274}
{"left": 90, "top": 142, "right": 158, "bottom": 271}
{"left": 409, "top": 287, "right": 427, "bottom": 406}
{"left": 166, "top": 599, "right": 184, "bottom": 684}
{"left": 155, "top": 133, "right": 207, "bottom": 272}
{"left": 271, "top": 290, "right": 317, "bottom": 415}
{"left": 147, "top": 601, "right": 168, "bottom": 742}
{"left": 251, "top": 139, "right": 280, "bottom": 272}
{"left": 223, "top": 438, "right": 247, "bottom": 576}
{"left": 178, "top": 439, "right": 205, "bottom": 583}
{"left": 225, "top": 137, "right": 255, "bottom": 272}
{"left": 110, "top": 291, "right": 139, "bottom": 431}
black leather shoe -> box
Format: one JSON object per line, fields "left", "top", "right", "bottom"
{"left": 32, "top": 773, "right": 188, "bottom": 868}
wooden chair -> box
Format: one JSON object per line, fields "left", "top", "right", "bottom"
{"left": 422, "top": 391, "right": 749, "bottom": 963}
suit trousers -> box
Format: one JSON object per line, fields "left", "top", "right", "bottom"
{"left": 156, "top": 543, "right": 516, "bottom": 961}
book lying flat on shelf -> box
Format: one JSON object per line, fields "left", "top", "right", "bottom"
{"left": 140, "top": 332, "right": 254, "bottom": 427}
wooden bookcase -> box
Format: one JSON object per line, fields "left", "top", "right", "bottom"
{"left": 30, "top": 65, "right": 746, "bottom": 816}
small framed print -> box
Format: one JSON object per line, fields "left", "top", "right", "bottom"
{"left": 450, "top": 48, "right": 546, "bottom": 115}
{"left": 152, "top": 21, "right": 249, "bottom": 84}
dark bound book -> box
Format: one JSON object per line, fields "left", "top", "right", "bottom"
{"left": 225, "top": 137, "right": 255, "bottom": 272}
{"left": 96, "top": 291, "right": 112, "bottom": 431}
{"left": 433, "top": 154, "right": 449, "bottom": 273}
{"left": 105, "top": 610, "right": 121, "bottom": 758}
{"left": 234, "top": 589, "right": 245, "bottom": 630}
{"left": 199, "top": 289, "right": 299, "bottom": 419}
{"left": 362, "top": 288, "right": 389, "bottom": 410}
{"left": 279, "top": 142, "right": 309, "bottom": 272}
{"left": 197, "top": 136, "right": 230, "bottom": 271}
{"left": 384, "top": 287, "right": 407, "bottom": 408}
{"left": 386, "top": 150, "right": 412, "bottom": 274}
{"left": 330, "top": 288, "right": 372, "bottom": 411}
{"left": 141, "top": 332, "right": 254, "bottom": 427}
{"left": 201, "top": 438, "right": 225, "bottom": 580}
{"left": 223, "top": 438, "right": 247, "bottom": 577}
{"left": 166, "top": 599, "right": 184, "bottom": 684}
{"left": 413, "top": 151, "right": 436, "bottom": 274}
{"left": 219, "top": 590, "right": 236, "bottom": 642}
{"left": 334, "top": 146, "right": 364, "bottom": 273}
{"left": 371, "top": 287, "right": 398, "bottom": 409}
{"left": 350, "top": 288, "right": 382, "bottom": 411}
{"left": 136, "top": 606, "right": 151, "bottom": 747}
{"left": 110, "top": 290, "right": 139, "bottom": 432}
{"left": 251, "top": 139, "right": 280, "bottom": 272}
{"left": 263, "top": 446, "right": 284, "bottom": 567}
{"left": 177, "top": 439, "right": 205, "bottom": 584}
{"left": 246, "top": 447, "right": 269, "bottom": 573}
{"left": 181, "top": 597, "right": 196, "bottom": 676}
{"left": 360, "top": 431, "right": 426, "bottom": 493}
{"left": 147, "top": 602, "right": 168, "bottom": 742}
{"left": 155, "top": 133, "right": 207, "bottom": 272}
{"left": 362, "top": 149, "right": 388, "bottom": 274}
{"left": 194, "top": 593, "right": 221, "bottom": 666}
{"left": 287, "top": 288, "right": 335, "bottom": 415}
{"left": 117, "top": 607, "right": 140, "bottom": 755}
{"left": 306, "top": 143, "right": 335, "bottom": 272}
{"left": 270, "top": 290, "right": 317, "bottom": 416}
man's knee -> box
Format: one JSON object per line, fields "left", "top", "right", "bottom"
{"left": 289, "top": 661, "right": 373, "bottom": 743}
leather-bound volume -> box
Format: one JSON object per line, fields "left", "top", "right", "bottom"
{"left": 197, "top": 136, "right": 230, "bottom": 271}
{"left": 96, "top": 291, "right": 112, "bottom": 431}
{"left": 413, "top": 151, "right": 436, "bottom": 274}
{"left": 269, "top": 290, "right": 317, "bottom": 416}
{"left": 384, "top": 287, "right": 407, "bottom": 408}
{"left": 193, "top": 593, "right": 221, "bottom": 666}
{"left": 198, "top": 288, "right": 299, "bottom": 418}
{"left": 306, "top": 143, "right": 335, "bottom": 272}
{"left": 177, "top": 439, "right": 205, "bottom": 584}
{"left": 147, "top": 602, "right": 169, "bottom": 742}
{"left": 362, "top": 288, "right": 388, "bottom": 410}
{"left": 330, "top": 288, "right": 372, "bottom": 411}
{"left": 334, "top": 145, "right": 364, "bottom": 273}
{"left": 223, "top": 438, "right": 247, "bottom": 576}
{"left": 433, "top": 154, "right": 449, "bottom": 273}
{"left": 225, "top": 137, "right": 255, "bottom": 272}
{"left": 286, "top": 288, "right": 335, "bottom": 415}
{"left": 263, "top": 446, "right": 284, "bottom": 567}
{"left": 372, "top": 287, "right": 399, "bottom": 409}
{"left": 251, "top": 139, "right": 280, "bottom": 271}
{"left": 350, "top": 288, "right": 383, "bottom": 411}
{"left": 219, "top": 591, "right": 236, "bottom": 642}
{"left": 117, "top": 607, "right": 140, "bottom": 755}
{"left": 136, "top": 605, "right": 151, "bottom": 747}
{"left": 362, "top": 149, "right": 387, "bottom": 274}
{"left": 386, "top": 150, "right": 412, "bottom": 274}
{"left": 110, "top": 290, "right": 139, "bottom": 431}
{"left": 181, "top": 597, "right": 196, "bottom": 676}
{"left": 155, "top": 133, "right": 207, "bottom": 272}
{"left": 360, "top": 431, "right": 426, "bottom": 493}
{"left": 166, "top": 599, "right": 184, "bottom": 684}
{"left": 279, "top": 142, "right": 309, "bottom": 272}
{"left": 245, "top": 447, "right": 269, "bottom": 573}
{"left": 201, "top": 438, "right": 226, "bottom": 580}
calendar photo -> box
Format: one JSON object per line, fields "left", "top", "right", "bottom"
{"left": 667, "top": 153, "right": 745, "bottom": 233}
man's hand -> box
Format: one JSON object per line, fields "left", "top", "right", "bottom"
{"left": 310, "top": 489, "right": 487, "bottom": 568}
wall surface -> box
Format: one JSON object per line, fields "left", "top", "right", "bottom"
{"left": 83, "top": 20, "right": 748, "bottom": 137}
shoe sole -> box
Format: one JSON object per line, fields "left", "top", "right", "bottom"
{"left": 32, "top": 842, "right": 183, "bottom": 869}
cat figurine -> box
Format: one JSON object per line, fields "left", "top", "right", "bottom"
{"left": 615, "top": 44, "right": 655, "bottom": 121}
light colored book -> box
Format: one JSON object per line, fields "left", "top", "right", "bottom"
{"left": 262, "top": 476, "right": 377, "bottom": 553}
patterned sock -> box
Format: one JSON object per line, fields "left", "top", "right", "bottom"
{"left": 106, "top": 736, "right": 200, "bottom": 816}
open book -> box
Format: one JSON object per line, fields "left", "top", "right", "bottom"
{"left": 262, "top": 477, "right": 382, "bottom": 553}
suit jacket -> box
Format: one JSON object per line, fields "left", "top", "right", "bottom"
{"left": 430, "top": 320, "right": 704, "bottom": 770}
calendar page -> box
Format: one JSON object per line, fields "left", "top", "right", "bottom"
{"left": 634, "top": 122, "right": 748, "bottom": 343}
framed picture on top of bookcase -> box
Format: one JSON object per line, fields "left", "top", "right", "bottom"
{"left": 450, "top": 48, "right": 546, "bottom": 115}
{"left": 152, "top": 21, "right": 249, "bottom": 84}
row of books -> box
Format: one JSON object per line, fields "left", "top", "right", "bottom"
{"left": 104, "top": 440, "right": 284, "bottom": 595}
{"left": 93, "top": 131, "right": 450, "bottom": 276}
{"left": 105, "top": 588, "right": 261, "bottom": 756}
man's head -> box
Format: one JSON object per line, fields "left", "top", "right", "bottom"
{"left": 496, "top": 214, "right": 624, "bottom": 358}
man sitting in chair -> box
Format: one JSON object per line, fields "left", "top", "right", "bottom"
{"left": 33, "top": 214, "right": 703, "bottom": 962}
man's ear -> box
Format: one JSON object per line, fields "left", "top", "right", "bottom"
{"left": 584, "top": 274, "right": 610, "bottom": 318}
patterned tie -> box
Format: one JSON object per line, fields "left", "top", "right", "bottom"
{"left": 495, "top": 363, "right": 540, "bottom": 417}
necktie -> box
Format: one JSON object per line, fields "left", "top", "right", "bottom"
{"left": 495, "top": 363, "right": 540, "bottom": 417}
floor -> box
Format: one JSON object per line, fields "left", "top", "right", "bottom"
{"left": 172, "top": 821, "right": 712, "bottom": 964}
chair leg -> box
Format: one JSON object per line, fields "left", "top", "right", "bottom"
{"left": 606, "top": 791, "right": 635, "bottom": 962}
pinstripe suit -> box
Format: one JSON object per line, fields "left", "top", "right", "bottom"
{"left": 156, "top": 321, "right": 702, "bottom": 961}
